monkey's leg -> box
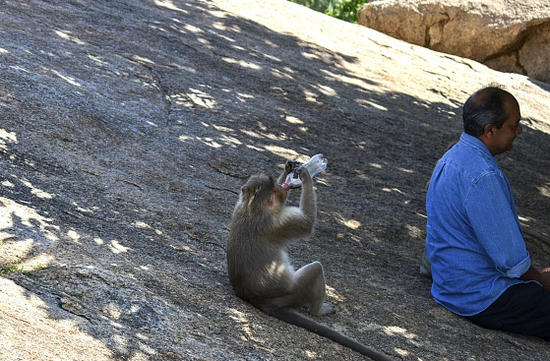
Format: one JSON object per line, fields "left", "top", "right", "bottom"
{"left": 292, "top": 261, "right": 335, "bottom": 316}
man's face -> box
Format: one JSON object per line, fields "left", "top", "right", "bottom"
{"left": 490, "top": 99, "right": 522, "bottom": 155}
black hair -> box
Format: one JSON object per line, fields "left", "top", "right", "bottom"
{"left": 462, "top": 86, "right": 515, "bottom": 137}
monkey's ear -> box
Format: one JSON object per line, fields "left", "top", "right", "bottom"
{"left": 267, "top": 191, "right": 282, "bottom": 210}
{"left": 267, "top": 192, "right": 275, "bottom": 207}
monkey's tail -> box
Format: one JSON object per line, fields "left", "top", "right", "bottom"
{"left": 266, "top": 308, "right": 398, "bottom": 361}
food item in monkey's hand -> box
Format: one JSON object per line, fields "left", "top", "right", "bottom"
{"left": 282, "top": 154, "right": 327, "bottom": 190}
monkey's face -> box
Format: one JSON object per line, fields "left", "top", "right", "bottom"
{"left": 240, "top": 174, "right": 285, "bottom": 212}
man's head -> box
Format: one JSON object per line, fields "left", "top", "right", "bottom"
{"left": 463, "top": 86, "right": 522, "bottom": 156}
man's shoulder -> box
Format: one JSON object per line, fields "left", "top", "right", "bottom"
{"left": 440, "top": 141, "right": 498, "bottom": 179}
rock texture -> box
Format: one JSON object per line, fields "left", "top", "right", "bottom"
{"left": 2, "top": 0, "right": 550, "bottom": 360}
{"left": 358, "top": 0, "right": 550, "bottom": 83}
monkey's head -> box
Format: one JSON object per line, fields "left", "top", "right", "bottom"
{"left": 240, "top": 174, "right": 288, "bottom": 214}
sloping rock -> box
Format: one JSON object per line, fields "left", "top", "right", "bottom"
{"left": 358, "top": 0, "right": 550, "bottom": 83}
{"left": 2, "top": 0, "right": 550, "bottom": 360}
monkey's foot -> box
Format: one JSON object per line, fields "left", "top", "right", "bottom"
{"left": 311, "top": 302, "right": 336, "bottom": 316}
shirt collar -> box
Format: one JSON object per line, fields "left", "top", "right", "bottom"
{"left": 459, "top": 132, "right": 493, "bottom": 159}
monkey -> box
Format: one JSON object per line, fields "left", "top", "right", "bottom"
{"left": 227, "top": 161, "right": 396, "bottom": 361}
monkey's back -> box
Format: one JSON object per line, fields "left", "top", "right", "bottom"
{"left": 227, "top": 210, "right": 294, "bottom": 302}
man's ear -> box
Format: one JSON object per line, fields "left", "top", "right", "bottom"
{"left": 483, "top": 124, "right": 495, "bottom": 138}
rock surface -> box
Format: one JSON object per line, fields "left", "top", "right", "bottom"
{"left": 358, "top": 0, "right": 550, "bottom": 83}
{"left": 2, "top": 0, "right": 550, "bottom": 360}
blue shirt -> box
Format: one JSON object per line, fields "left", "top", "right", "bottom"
{"left": 426, "top": 132, "right": 531, "bottom": 316}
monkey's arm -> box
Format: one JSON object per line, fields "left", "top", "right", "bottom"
{"left": 270, "top": 207, "right": 315, "bottom": 242}
{"left": 270, "top": 168, "right": 317, "bottom": 242}
{"left": 298, "top": 168, "right": 317, "bottom": 222}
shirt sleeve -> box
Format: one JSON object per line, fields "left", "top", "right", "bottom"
{"left": 464, "top": 171, "right": 530, "bottom": 278}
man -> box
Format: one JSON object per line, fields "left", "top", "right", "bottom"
{"left": 425, "top": 86, "right": 550, "bottom": 340}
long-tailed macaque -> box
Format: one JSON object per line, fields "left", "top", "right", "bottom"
{"left": 227, "top": 161, "right": 396, "bottom": 361}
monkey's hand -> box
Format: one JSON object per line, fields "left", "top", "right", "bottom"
{"left": 284, "top": 160, "right": 301, "bottom": 176}
{"left": 296, "top": 166, "right": 312, "bottom": 184}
